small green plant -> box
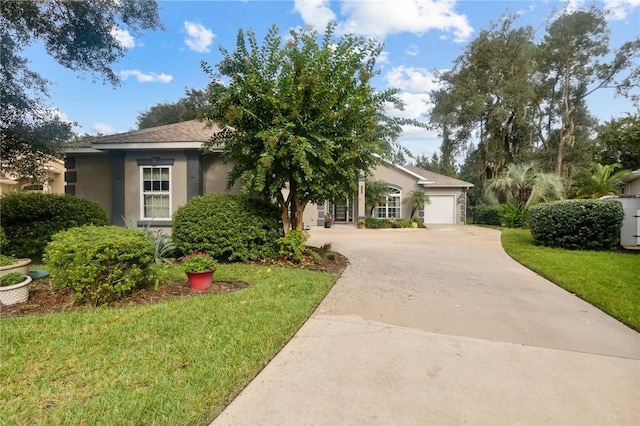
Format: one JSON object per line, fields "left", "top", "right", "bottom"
{"left": 123, "top": 217, "right": 176, "bottom": 263}
{"left": 0, "top": 254, "right": 18, "bottom": 266}
{"left": 181, "top": 252, "right": 217, "bottom": 272}
{"left": 278, "top": 230, "right": 309, "bottom": 263}
{"left": 0, "top": 272, "right": 26, "bottom": 287}
{"left": 364, "top": 217, "right": 392, "bottom": 229}
{"left": 498, "top": 202, "right": 527, "bottom": 228}
{"left": 44, "top": 225, "right": 155, "bottom": 305}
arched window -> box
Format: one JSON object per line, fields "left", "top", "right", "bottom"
{"left": 375, "top": 186, "right": 401, "bottom": 219}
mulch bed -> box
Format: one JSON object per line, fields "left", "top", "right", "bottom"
{"left": 0, "top": 248, "right": 349, "bottom": 318}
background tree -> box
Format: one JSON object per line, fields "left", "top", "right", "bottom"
{"left": 203, "top": 24, "right": 417, "bottom": 232}
{"left": 484, "top": 163, "right": 564, "bottom": 207}
{"left": 593, "top": 115, "right": 640, "bottom": 170}
{"left": 136, "top": 83, "right": 226, "bottom": 129}
{"left": 572, "top": 163, "right": 630, "bottom": 199}
{"left": 1, "top": 0, "right": 163, "bottom": 180}
{"left": 364, "top": 179, "right": 388, "bottom": 217}
{"left": 404, "top": 190, "right": 430, "bottom": 219}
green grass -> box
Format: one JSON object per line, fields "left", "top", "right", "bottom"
{"left": 0, "top": 264, "right": 336, "bottom": 425}
{"left": 499, "top": 227, "right": 640, "bottom": 332}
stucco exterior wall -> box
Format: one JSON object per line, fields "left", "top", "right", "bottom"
{"left": 70, "top": 152, "right": 113, "bottom": 221}
{"left": 203, "top": 154, "right": 242, "bottom": 195}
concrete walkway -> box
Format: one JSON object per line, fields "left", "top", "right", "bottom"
{"left": 212, "top": 225, "right": 640, "bottom": 425}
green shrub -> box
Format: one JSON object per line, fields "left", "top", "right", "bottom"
{"left": 0, "top": 272, "right": 26, "bottom": 287}
{"left": 528, "top": 199, "right": 624, "bottom": 251}
{"left": 172, "top": 194, "right": 282, "bottom": 261}
{"left": 0, "top": 226, "right": 8, "bottom": 254}
{"left": 498, "top": 202, "right": 527, "bottom": 228}
{"left": 278, "top": 230, "right": 309, "bottom": 263}
{"left": 1, "top": 192, "right": 108, "bottom": 260}
{"left": 44, "top": 226, "right": 155, "bottom": 305}
{"left": 365, "top": 217, "right": 392, "bottom": 229}
{"left": 471, "top": 204, "right": 501, "bottom": 225}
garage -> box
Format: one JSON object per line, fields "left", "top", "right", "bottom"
{"left": 424, "top": 195, "right": 456, "bottom": 224}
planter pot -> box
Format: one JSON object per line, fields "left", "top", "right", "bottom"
{"left": 0, "top": 275, "right": 32, "bottom": 306}
{"left": 324, "top": 221, "right": 333, "bottom": 228}
{"left": 411, "top": 222, "right": 418, "bottom": 228}
{"left": 186, "top": 269, "right": 215, "bottom": 290}
{"left": 0, "top": 258, "right": 32, "bottom": 278}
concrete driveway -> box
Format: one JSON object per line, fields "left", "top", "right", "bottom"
{"left": 212, "top": 225, "right": 640, "bottom": 425}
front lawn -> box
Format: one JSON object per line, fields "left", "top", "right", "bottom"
{"left": 0, "top": 264, "right": 336, "bottom": 425}
{"left": 500, "top": 227, "right": 640, "bottom": 332}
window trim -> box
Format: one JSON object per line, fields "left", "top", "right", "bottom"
{"left": 374, "top": 185, "right": 402, "bottom": 219}
{"left": 139, "top": 165, "right": 172, "bottom": 221}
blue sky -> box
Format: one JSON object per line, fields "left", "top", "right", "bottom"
{"left": 26, "top": 0, "right": 640, "bottom": 159}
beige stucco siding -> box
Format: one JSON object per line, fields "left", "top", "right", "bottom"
{"left": 72, "top": 153, "right": 113, "bottom": 221}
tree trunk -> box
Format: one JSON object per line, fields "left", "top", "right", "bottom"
{"left": 276, "top": 191, "right": 290, "bottom": 235}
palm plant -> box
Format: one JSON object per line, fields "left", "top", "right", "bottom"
{"left": 573, "top": 163, "right": 630, "bottom": 199}
{"left": 365, "top": 179, "right": 388, "bottom": 217}
{"left": 404, "top": 189, "right": 431, "bottom": 219}
{"left": 484, "top": 163, "right": 565, "bottom": 207}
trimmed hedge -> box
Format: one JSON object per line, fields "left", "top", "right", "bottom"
{"left": 471, "top": 204, "right": 501, "bottom": 225}
{"left": 44, "top": 226, "right": 155, "bottom": 305}
{"left": 0, "top": 192, "right": 108, "bottom": 260}
{"left": 528, "top": 199, "right": 624, "bottom": 251}
{"left": 172, "top": 194, "right": 282, "bottom": 261}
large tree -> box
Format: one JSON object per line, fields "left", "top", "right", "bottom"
{"left": 1, "top": 0, "right": 162, "bottom": 180}
{"left": 202, "top": 24, "right": 416, "bottom": 232}
{"left": 430, "top": 16, "right": 538, "bottom": 185}
{"left": 593, "top": 115, "right": 640, "bottom": 170}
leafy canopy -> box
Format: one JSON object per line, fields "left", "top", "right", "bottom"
{"left": 202, "top": 23, "right": 420, "bottom": 231}
{"left": 1, "top": 0, "right": 163, "bottom": 180}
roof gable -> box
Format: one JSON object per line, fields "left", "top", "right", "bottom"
{"left": 397, "top": 164, "right": 473, "bottom": 187}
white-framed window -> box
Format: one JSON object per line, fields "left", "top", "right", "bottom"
{"left": 140, "top": 166, "right": 172, "bottom": 220}
{"left": 375, "top": 186, "right": 401, "bottom": 219}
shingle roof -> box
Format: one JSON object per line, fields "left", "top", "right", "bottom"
{"left": 402, "top": 164, "right": 473, "bottom": 187}
{"left": 86, "top": 120, "right": 220, "bottom": 145}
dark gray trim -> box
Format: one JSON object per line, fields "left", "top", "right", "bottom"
{"left": 110, "top": 151, "right": 125, "bottom": 226}
{"left": 136, "top": 158, "right": 175, "bottom": 166}
{"left": 64, "top": 156, "right": 75, "bottom": 169}
{"left": 137, "top": 220, "right": 173, "bottom": 227}
{"left": 64, "top": 171, "right": 77, "bottom": 183}
{"left": 64, "top": 185, "right": 75, "bottom": 195}
{"left": 185, "top": 150, "right": 203, "bottom": 200}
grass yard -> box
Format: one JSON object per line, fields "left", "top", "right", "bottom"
{"left": 499, "top": 227, "right": 640, "bottom": 332}
{"left": 0, "top": 264, "right": 336, "bottom": 425}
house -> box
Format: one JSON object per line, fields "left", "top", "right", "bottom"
{"left": 615, "top": 168, "right": 640, "bottom": 248}
{"left": 65, "top": 120, "right": 473, "bottom": 228}
{"left": 0, "top": 158, "right": 65, "bottom": 195}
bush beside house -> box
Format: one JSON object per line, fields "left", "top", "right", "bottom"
{"left": 0, "top": 192, "right": 108, "bottom": 259}
{"left": 172, "top": 194, "right": 282, "bottom": 261}
{"left": 44, "top": 226, "right": 155, "bottom": 305}
{"left": 528, "top": 199, "right": 624, "bottom": 251}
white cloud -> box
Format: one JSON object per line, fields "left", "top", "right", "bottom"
{"left": 386, "top": 66, "right": 441, "bottom": 93}
{"left": 405, "top": 45, "right": 419, "bottom": 56}
{"left": 111, "top": 27, "right": 136, "bottom": 49}
{"left": 120, "top": 69, "right": 173, "bottom": 83}
{"left": 293, "top": 0, "right": 337, "bottom": 30}
{"left": 563, "top": 0, "right": 640, "bottom": 19}
{"left": 92, "top": 122, "right": 116, "bottom": 135}
{"left": 184, "top": 21, "right": 215, "bottom": 53}
{"left": 293, "top": 0, "right": 473, "bottom": 42}
{"left": 387, "top": 92, "right": 433, "bottom": 120}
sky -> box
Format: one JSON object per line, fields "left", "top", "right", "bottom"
{"left": 25, "top": 0, "right": 640, "bottom": 160}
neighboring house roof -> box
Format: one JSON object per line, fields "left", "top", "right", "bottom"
{"left": 618, "top": 168, "right": 640, "bottom": 185}
{"left": 399, "top": 164, "right": 474, "bottom": 188}
{"left": 66, "top": 120, "right": 222, "bottom": 152}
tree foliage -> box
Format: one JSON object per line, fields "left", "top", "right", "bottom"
{"left": 364, "top": 179, "right": 389, "bottom": 217}
{"left": 430, "top": 8, "right": 639, "bottom": 199}
{"left": 484, "top": 163, "right": 565, "bottom": 207}
{"left": 404, "top": 189, "right": 430, "bottom": 219}
{"left": 1, "top": 0, "right": 163, "bottom": 180}
{"left": 593, "top": 115, "right": 640, "bottom": 170}
{"left": 202, "top": 24, "right": 418, "bottom": 232}
{"left": 572, "top": 163, "right": 630, "bottom": 199}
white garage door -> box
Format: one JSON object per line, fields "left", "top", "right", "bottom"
{"left": 424, "top": 195, "right": 455, "bottom": 224}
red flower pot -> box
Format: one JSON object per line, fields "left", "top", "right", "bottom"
{"left": 186, "top": 269, "right": 215, "bottom": 290}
